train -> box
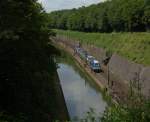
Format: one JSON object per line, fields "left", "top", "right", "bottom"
{"left": 74, "top": 46, "right": 101, "bottom": 73}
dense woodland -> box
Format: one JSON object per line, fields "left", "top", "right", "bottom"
{"left": 0, "top": 0, "right": 59, "bottom": 121}
{"left": 49, "top": 0, "right": 150, "bottom": 32}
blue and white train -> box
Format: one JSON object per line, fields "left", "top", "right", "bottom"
{"left": 74, "top": 46, "right": 101, "bottom": 73}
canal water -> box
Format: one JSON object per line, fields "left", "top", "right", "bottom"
{"left": 56, "top": 53, "right": 107, "bottom": 120}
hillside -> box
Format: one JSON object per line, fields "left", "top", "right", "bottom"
{"left": 55, "top": 29, "right": 150, "bottom": 66}
{"left": 49, "top": 0, "right": 150, "bottom": 32}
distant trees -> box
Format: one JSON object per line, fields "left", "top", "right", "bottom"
{"left": 144, "top": 1, "right": 150, "bottom": 30}
{"left": 48, "top": 0, "right": 150, "bottom": 32}
{"left": 145, "top": 0, "right": 150, "bottom": 5}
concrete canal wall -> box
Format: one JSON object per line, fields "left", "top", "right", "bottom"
{"left": 53, "top": 71, "right": 70, "bottom": 121}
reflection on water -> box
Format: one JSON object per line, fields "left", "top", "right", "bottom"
{"left": 57, "top": 62, "right": 107, "bottom": 120}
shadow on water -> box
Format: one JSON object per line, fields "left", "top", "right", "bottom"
{"left": 55, "top": 49, "right": 107, "bottom": 120}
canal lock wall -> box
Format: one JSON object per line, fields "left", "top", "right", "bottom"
{"left": 51, "top": 69, "right": 70, "bottom": 120}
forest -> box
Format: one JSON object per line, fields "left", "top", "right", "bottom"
{"left": 0, "top": 0, "right": 60, "bottom": 121}
{"left": 48, "top": 0, "right": 150, "bottom": 32}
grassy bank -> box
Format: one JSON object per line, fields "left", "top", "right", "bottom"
{"left": 54, "top": 29, "right": 150, "bottom": 66}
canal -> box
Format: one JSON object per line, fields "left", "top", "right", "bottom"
{"left": 56, "top": 52, "right": 107, "bottom": 120}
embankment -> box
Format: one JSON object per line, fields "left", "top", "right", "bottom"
{"left": 52, "top": 35, "right": 150, "bottom": 99}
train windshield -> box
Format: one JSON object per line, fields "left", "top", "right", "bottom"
{"left": 94, "top": 63, "right": 100, "bottom": 67}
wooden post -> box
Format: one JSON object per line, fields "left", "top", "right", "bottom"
{"left": 108, "top": 63, "right": 110, "bottom": 87}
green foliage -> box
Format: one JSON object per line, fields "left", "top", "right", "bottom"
{"left": 143, "top": 6, "right": 150, "bottom": 31}
{"left": 0, "top": 0, "right": 60, "bottom": 122}
{"left": 0, "top": 112, "right": 27, "bottom": 122}
{"left": 48, "top": 0, "right": 150, "bottom": 32}
{"left": 102, "top": 73, "right": 150, "bottom": 122}
{"left": 145, "top": 0, "right": 150, "bottom": 5}
{"left": 102, "top": 92, "right": 150, "bottom": 122}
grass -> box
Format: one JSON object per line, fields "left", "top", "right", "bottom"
{"left": 54, "top": 29, "right": 150, "bottom": 66}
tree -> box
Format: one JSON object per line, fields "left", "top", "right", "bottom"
{"left": 143, "top": 5, "right": 150, "bottom": 31}
{"left": 145, "top": 0, "right": 150, "bottom": 5}
{"left": 0, "top": 0, "right": 58, "bottom": 121}
{"left": 48, "top": 0, "right": 148, "bottom": 32}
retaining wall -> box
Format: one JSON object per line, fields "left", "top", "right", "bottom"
{"left": 109, "top": 54, "right": 150, "bottom": 97}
